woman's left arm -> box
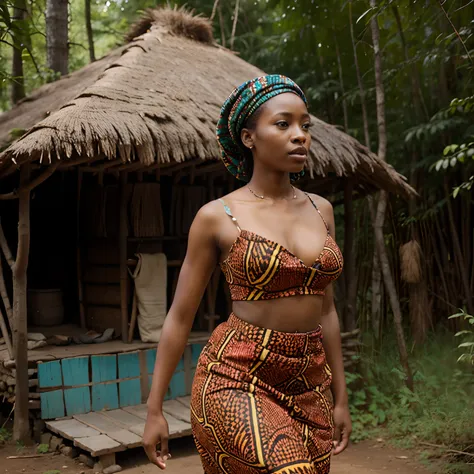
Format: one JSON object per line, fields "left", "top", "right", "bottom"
{"left": 318, "top": 197, "right": 352, "bottom": 455}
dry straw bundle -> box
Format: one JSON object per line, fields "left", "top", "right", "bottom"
{"left": 400, "top": 240, "right": 423, "bottom": 283}
{"left": 130, "top": 183, "right": 164, "bottom": 237}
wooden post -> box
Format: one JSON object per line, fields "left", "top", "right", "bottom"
{"left": 76, "top": 170, "right": 86, "bottom": 328}
{"left": 343, "top": 179, "right": 357, "bottom": 332}
{"left": 119, "top": 171, "right": 129, "bottom": 343}
{"left": 13, "top": 163, "right": 32, "bottom": 443}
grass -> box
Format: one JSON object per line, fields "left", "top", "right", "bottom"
{"left": 348, "top": 330, "right": 474, "bottom": 473}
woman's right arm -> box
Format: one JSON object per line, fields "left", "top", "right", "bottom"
{"left": 142, "top": 203, "right": 219, "bottom": 469}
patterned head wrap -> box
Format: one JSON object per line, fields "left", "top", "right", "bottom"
{"left": 217, "top": 74, "right": 308, "bottom": 182}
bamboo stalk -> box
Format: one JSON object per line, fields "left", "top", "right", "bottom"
{"left": 0, "top": 253, "right": 14, "bottom": 329}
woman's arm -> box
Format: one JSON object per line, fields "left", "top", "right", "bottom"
{"left": 317, "top": 197, "right": 352, "bottom": 454}
{"left": 143, "top": 203, "right": 219, "bottom": 467}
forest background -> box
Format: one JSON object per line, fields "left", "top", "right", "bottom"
{"left": 1, "top": 0, "right": 473, "bottom": 472}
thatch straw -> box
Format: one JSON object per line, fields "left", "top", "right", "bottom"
{"left": 400, "top": 240, "right": 423, "bottom": 283}
{"left": 0, "top": 6, "right": 416, "bottom": 199}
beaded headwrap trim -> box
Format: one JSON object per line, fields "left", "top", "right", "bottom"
{"left": 217, "top": 75, "right": 308, "bottom": 182}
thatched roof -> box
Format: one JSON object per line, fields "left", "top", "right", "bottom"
{"left": 0, "top": 6, "right": 415, "bottom": 198}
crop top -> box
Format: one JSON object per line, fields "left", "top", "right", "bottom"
{"left": 219, "top": 193, "right": 344, "bottom": 301}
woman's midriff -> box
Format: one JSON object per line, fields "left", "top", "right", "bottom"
{"left": 232, "top": 294, "right": 325, "bottom": 333}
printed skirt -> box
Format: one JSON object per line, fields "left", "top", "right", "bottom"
{"left": 190, "top": 313, "right": 334, "bottom": 473}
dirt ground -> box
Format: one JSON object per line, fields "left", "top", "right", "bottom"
{"left": 1, "top": 436, "right": 433, "bottom": 474}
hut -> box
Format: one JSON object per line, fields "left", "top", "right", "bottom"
{"left": 0, "top": 5, "right": 414, "bottom": 462}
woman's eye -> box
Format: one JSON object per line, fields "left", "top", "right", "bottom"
{"left": 302, "top": 123, "right": 313, "bottom": 131}
{"left": 276, "top": 121, "right": 288, "bottom": 127}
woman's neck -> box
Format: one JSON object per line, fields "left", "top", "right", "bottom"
{"left": 247, "top": 172, "right": 295, "bottom": 201}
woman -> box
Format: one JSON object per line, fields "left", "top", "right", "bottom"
{"left": 143, "top": 75, "right": 351, "bottom": 473}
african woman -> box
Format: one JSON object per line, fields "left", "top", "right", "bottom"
{"left": 143, "top": 75, "right": 352, "bottom": 473}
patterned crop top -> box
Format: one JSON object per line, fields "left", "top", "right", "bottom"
{"left": 219, "top": 193, "right": 344, "bottom": 301}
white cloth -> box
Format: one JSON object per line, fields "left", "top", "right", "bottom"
{"left": 132, "top": 253, "right": 167, "bottom": 342}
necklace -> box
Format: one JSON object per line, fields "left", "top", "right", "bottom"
{"left": 247, "top": 185, "right": 297, "bottom": 200}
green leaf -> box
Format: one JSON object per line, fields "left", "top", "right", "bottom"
{"left": 458, "top": 342, "right": 474, "bottom": 348}
{"left": 454, "top": 330, "right": 472, "bottom": 337}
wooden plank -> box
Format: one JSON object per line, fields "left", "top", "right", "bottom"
{"left": 64, "top": 387, "right": 91, "bottom": 416}
{"left": 191, "top": 343, "right": 206, "bottom": 368}
{"left": 118, "top": 352, "right": 141, "bottom": 407}
{"left": 169, "top": 371, "right": 186, "bottom": 399}
{"left": 145, "top": 349, "right": 157, "bottom": 374}
{"left": 87, "top": 306, "right": 122, "bottom": 337}
{"left": 100, "top": 408, "right": 144, "bottom": 428}
{"left": 40, "top": 390, "right": 65, "bottom": 419}
{"left": 61, "top": 357, "right": 90, "bottom": 386}
{"left": 38, "top": 361, "right": 62, "bottom": 388}
{"left": 122, "top": 405, "right": 191, "bottom": 439}
{"left": 91, "top": 355, "right": 119, "bottom": 411}
{"left": 46, "top": 419, "right": 100, "bottom": 439}
{"left": 74, "top": 434, "right": 125, "bottom": 456}
{"left": 176, "top": 396, "right": 191, "bottom": 408}
{"left": 74, "top": 412, "right": 142, "bottom": 448}
{"left": 162, "top": 399, "right": 190, "bottom": 423}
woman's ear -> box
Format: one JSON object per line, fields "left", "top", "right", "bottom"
{"left": 241, "top": 128, "right": 254, "bottom": 150}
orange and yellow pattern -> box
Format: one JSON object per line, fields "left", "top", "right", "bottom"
{"left": 191, "top": 313, "right": 334, "bottom": 474}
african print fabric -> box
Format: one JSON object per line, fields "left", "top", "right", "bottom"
{"left": 219, "top": 193, "right": 344, "bottom": 301}
{"left": 191, "top": 313, "right": 334, "bottom": 473}
{"left": 217, "top": 75, "right": 308, "bottom": 183}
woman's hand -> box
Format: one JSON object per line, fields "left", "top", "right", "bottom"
{"left": 143, "top": 412, "right": 170, "bottom": 469}
{"left": 332, "top": 403, "right": 352, "bottom": 455}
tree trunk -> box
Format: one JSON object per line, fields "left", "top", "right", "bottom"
{"left": 333, "top": 27, "right": 349, "bottom": 132}
{"left": 12, "top": 164, "right": 32, "bottom": 443}
{"left": 343, "top": 180, "right": 357, "bottom": 332}
{"left": 230, "top": 0, "right": 240, "bottom": 50}
{"left": 85, "top": 0, "right": 95, "bottom": 62}
{"left": 46, "top": 0, "right": 69, "bottom": 76}
{"left": 348, "top": 0, "right": 370, "bottom": 149}
{"left": 11, "top": 0, "right": 27, "bottom": 104}
{"left": 370, "top": 0, "right": 413, "bottom": 390}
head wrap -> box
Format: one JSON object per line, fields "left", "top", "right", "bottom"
{"left": 217, "top": 74, "right": 308, "bottom": 182}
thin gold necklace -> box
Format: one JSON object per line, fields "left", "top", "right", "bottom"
{"left": 247, "top": 185, "right": 297, "bottom": 200}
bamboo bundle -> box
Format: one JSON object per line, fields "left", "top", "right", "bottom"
{"left": 0, "top": 363, "right": 39, "bottom": 409}
{"left": 130, "top": 183, "right": 164, "bottom": 237}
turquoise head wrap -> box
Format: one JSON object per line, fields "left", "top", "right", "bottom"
{"left": 217, "top": 75, "right": 308, "bottom": 182}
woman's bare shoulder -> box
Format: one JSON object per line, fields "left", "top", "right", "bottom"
{"left": 306, "top": 192, "right": 334, "bottom": 214}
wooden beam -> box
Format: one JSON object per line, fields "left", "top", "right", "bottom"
{"left": 119, "top": 171, "right": 129, "bottom": 343}
{"left": 12, "top": 163, "right": 32, "bottom": 443}
{"left": 76, "top": 170, "right": 86, "bottom": 329}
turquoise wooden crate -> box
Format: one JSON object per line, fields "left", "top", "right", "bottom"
{"left": 38, "top": 360, "right": 62, "bottom": 388}
{"left": 40, "top": 390, "right": 65, "bottom": 419}
{"left": 62, "top": 357, "right": 91, "bottom": 415}
{"left": 118, "top": 352, "right": 141, "bottom": 407}
{"left": 91, "top": 355, "right": 119, "bottom": 411}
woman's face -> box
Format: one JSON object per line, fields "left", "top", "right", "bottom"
{"left": 241, "top": 92, "right": 312, "bottom": 177}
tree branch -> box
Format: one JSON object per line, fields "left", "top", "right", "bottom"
{"left": 210, "top": 0, "right": 220, "bottom": 21}
{"left": 230, "top": 0, "right": 240, "bottom": 50}
{"left": 438, "top": 0, "right": 473, "bottom": 64}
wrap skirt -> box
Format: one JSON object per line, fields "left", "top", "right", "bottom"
{"left": 190, "top": 313, "right": 334, "bottom": 473}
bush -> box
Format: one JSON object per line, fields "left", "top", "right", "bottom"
{"left": 347, "top": 331, "right": 474, "bottom": 470}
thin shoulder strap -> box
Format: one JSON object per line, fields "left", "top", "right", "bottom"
{"left": 218, "top": 198, "right": 242, "bottom": 233}
{"left": 304, "top": 193, "right": 330, "bottom": 234}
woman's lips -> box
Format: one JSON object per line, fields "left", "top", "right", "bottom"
{"left": 288, "top": 153, "right": 307, "bottom": 163}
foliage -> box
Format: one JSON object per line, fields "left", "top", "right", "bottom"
{"left": 347, "top": 333, "right": 474, "bottom": 470}
{"left": 0, "top": 428, "right": 11, "bottom": 442}
{"left": 449, "top": 309, "right": 474, "bottom": 365}
{"left": 36, "top": 443, "right": 49, "bottom": 454}
{"left": 42, "top": 471, "right": 60, "bottom": 474}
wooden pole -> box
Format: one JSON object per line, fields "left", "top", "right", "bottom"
{"left": 13, "top": 163, "right": 32, "bottom": 443}
{"left": 76, "top": 170, "right": 86, "bottom": 328}
{"left": 119, "top": 171, "right": 129, "bottom": 343}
